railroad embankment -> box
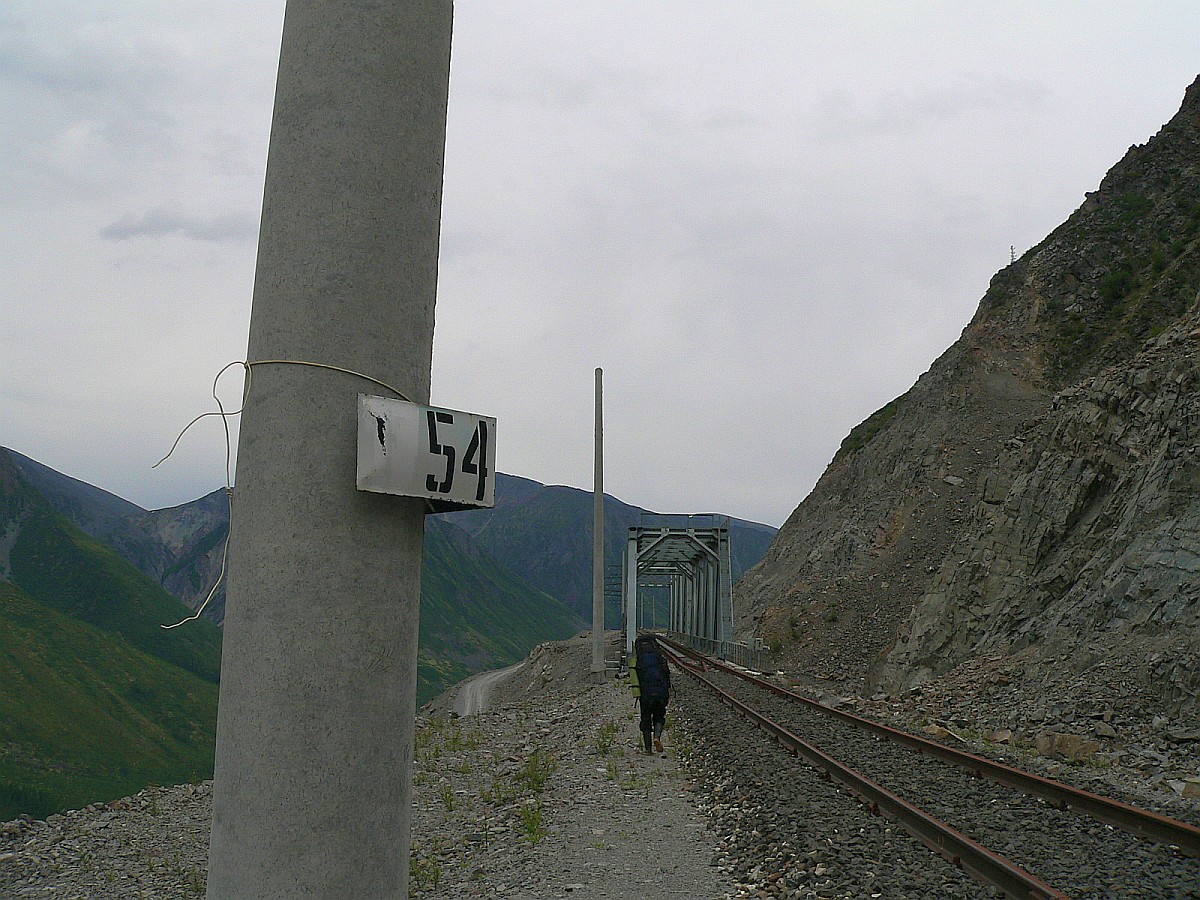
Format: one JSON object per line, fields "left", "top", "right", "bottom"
{"left": 4, "top": 633, "right": 1199, "bottom": 898}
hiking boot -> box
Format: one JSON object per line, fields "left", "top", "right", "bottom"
{"left": 654, "top": 737, "right": 664, "bottom": 753}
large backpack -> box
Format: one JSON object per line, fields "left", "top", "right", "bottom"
{"left": 634, "top": 636, "right": 670, "bottom": 702}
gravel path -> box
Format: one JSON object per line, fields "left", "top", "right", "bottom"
{"left": 452, "top": 663, "right": 525, "bottom": 717}
{"left": 406, "top": 675, "right": 733, "bottom": 899}
{"left": 0, "top": 658, "right": 736, "bottom": 899}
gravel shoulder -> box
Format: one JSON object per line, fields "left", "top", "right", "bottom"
{"left": 0, "top": 635, "right": 736, "bottom": 899}
{"left": 409, "top": 667, "right": 733, "bottom": 900}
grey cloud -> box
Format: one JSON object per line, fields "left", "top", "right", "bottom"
{"left": 0, "top": 28, "right": 175, "bottom": 122}
{"left": 0, "top": 27, "right": 180, "bottom": 197}
{"left": 100, "top": 204, "right": 257, "bottom": 243}
{"left": 699, "top": 107, "right": 763, "bottom": 130}
{"left": 816, "top": 76, "right": 1049, "bottom": 141}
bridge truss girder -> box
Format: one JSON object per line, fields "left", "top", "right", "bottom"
{"left": 622, "top": 515, "right": 733, "bottom": 658}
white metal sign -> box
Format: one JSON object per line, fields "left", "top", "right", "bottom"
{"left": 356, "top": 394, "right": 496, "bottom": 511}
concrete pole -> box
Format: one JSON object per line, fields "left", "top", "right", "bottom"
{"left": 206, "top": 3, "right": 452, "bottom": 898}
{"left": 591, "top": 368, "right": 606, "bottom": 680}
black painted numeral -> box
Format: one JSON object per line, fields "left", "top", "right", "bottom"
{"left": 462, "top": 421, "right": 490, "bottom": 502}
{"left": 427, "top": 410, "right": 490, "bottom": 501}
{"left": 425, "top": 410, "right": 456, "bottom": 493}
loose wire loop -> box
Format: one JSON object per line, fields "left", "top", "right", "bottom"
{"left": 157, "top": 359, "right": 412, "bottom": 629}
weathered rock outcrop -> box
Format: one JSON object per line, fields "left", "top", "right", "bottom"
{"left": 882, "top": 306, "right": 1200, "bottom": 716}
{"left": 738, "top": 75, "right": 1200, "bottom": 719}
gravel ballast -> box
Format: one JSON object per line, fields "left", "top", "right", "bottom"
{"left": 3, "top": 634, "right": 1197, "bottom": 898}
{"left": 689, "top": 663, "right": 1200, "bottom": 898}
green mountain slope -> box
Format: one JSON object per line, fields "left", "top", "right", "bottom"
{"left": 0, "top": 450, "right": 222, "bottom": 818}
{"left": 416, "top": 517, "right": 582, "bottom": 704}
{"left": 0, "top": 580, "right": 218, "bottom": 821}
{"left": 2, "top": 448, "right": 581, "bottom": 712}
{"left": 7, "top": 449, "right": 230, "bottom": 624}
{"left": 1, "top": 454, "right": 222, "bottom": 685}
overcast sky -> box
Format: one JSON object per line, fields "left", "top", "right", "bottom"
{"left": 3, "top": 2, "right": 1198, "bottom": 528}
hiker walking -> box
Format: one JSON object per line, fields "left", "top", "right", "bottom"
{"left": 630, "top": 633, "right": 671, "bottom": 754}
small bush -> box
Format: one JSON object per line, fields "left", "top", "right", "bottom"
{"left": 519, "top": 800, "right": 547, "bottom": 845}
{"left": 438, "top": 782, "right": 456, "bottom": 812}
{"left": 514, "top": 751, "right": 556, "bottom": 794}
{"left": 594, "top": 720, "right": 620, "bottom": 755}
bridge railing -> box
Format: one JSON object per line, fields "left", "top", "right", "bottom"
{"left": 670, "top": 632, "right": 766, "bottom": 672}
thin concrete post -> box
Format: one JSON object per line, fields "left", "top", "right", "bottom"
{"left": 686, "top": 573, "right": 696, "bottom": 638}
{"left": 206, "top": 2, "right": 452, "bottom": 897}
{"left": 591, "top": 368, "right": 605, "bottom": 679}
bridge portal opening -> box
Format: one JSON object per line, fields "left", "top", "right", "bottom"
{"left": 621, "top": 514, "right": 733, "bottom": 660}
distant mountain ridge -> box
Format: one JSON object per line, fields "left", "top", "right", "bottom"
{"left": 6, "top": 451, "right": 231, "bottom": 622}
{"left": 1, "top": 450, "right": 223, "bottom": 683}
{"left": 3, "top": 448, "right": 584, "bottom": 704}
{"left": 4, "top": 448, "right": 776, "bottom": 708}
{"left": 9, "top": 449, "right": 775, "bottom": 647}
{"left": 447, "top": 473, "right": 778, "bottom": 624}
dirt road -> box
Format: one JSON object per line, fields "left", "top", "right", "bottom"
{"left": 451, "top": 661, "right": 526, "bottom": 716}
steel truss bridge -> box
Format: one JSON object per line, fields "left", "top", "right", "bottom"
{"left": 619, "top": 514, "right": 763, "bottom": 670}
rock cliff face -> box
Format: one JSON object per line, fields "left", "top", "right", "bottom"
{"left": 738, "top": 75, "right": 1200, "bottom": 719}
{"left": 882, "top": 303, "right": 1200, "bottom": 716}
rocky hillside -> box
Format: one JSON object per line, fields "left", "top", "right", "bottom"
{"left": 738, "top": 75, "right": 1200, "bottom": 721}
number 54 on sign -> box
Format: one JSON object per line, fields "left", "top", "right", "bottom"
{"left": 356, "top": 394, "right": 496, "bottom": 512}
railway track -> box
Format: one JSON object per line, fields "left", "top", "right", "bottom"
{"left": 664, "top": 639, "right": 1200, "bottom": 899}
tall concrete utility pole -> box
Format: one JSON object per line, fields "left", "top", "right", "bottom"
{"left": 591, "top": 367, "right": 606, "bottom": 680}
{"left": 206, "top": 3, "right": 452, "bottom": 897}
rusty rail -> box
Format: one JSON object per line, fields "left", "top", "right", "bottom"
{"left": 663, "top": 638, "right": 1200, "bottom": 858}
{"left": 669, "top": 650, "right": 1069, "bottom": 900}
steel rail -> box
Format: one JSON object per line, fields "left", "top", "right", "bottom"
{"left": 668, "top": 650, "right": 1069, "bottom": 900}
{"left": 663, "top": 637, "right": 1200, "bottom": 858}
